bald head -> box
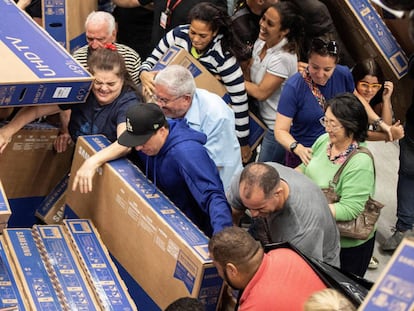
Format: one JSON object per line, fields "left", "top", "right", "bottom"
{"left": 240, "top": 163, "right": 281, "bottom": 200}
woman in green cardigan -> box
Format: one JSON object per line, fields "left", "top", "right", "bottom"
{"left": 297, "top": 93, "right": 375, "bottom": 277}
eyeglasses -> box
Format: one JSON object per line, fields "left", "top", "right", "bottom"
{"left": 320, "top": 117, "right": 343, "bottom": 132}
{"left": 357, "top": 81, "right": 382, "bottom": 91}
{"left": 151, "top": 94, "right": 184, "bottom": 105}
{"left": 311, "top": 38, "right": 338, "bottom": 55}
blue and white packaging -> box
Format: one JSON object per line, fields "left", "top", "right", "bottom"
{"left": 0, "top": 0, "right": 92, "bottom": 107}
{"left": 32, "top": 224, "right": 102, "bottom": 310}
{"left": 62, "top": 219, "right": 137, "bottom": 311}
{"left": 0, "top": 180, "right": 11, "bottom": 232}
{"left": 66, "top": 135, "right": 224, "bottom": 311}
{"left": 0, "top": 239, "right": 27, "bottom": 310}
{"left": 2, "top": 228, "right": 65, "bottom": 310}
{"left": 323, "top": 0, "right": 408, "bottom": 79}
{"left": 35, "top": 174, "right": 69, "bottom": 224}
{"left": 42, "top": 0, "right": 97, "bottom": 54}
{"left": 359, "top": 238, "right": 414, "bottom": 310}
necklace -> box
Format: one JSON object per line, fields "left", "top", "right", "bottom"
{"left": 327, "top": 141, "right": 358, "bottom": 164}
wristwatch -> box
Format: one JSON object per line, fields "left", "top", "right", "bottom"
{"left": 289, "top": 141, "right": 299, "bottom": 153}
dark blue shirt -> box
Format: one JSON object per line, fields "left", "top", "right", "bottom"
{"left": 59, "top": 89, "right": 138, "bottom": 143}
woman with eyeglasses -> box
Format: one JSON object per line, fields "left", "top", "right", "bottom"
{"left": 138, "top": 2, "right": 252, "bottom": 163}
{"left": 244, "top": 2, "right": 304, "bottom": 164}
{"left": 297, "top": 93, "right": 376, "bottom": 277}
{"left": 352, "top": 58, "right": 404, "bottom": 142}
{"left": 274, "top": 36, "right": 355, "bottom": 168}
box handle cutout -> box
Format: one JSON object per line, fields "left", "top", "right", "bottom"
{"left": 19, "top": 88, "right": 27, "bottom": 101}
{"left": 49, "top": 22, "right": 63, "bottom": 28}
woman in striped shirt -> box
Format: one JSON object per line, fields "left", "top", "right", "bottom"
{"left": 138, "top": 2, "right": 252, "bottom": 162}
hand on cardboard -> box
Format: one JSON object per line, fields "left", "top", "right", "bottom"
{"left": 0, "top": 129, "right": 12, "bottom": 154}
{"left": 16, "top": 0, "right": 32, "bottom": 9}
{"left": 139, "top": 71, "right": 157, "bottom": 98}
{"left": 72, "top": 158, "right": 99, "bottom": 193}
{"left": 54, "top": 133, "right": 73, "bottom": 153}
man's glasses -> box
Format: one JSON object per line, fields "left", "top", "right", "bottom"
{"left": 311, "top": 38, "right": 338, "bottom": 55}
{"left": 320, "top": 117, "right": 343, "bottom": 132}
{"left": 151, "top": 94, "right": 183, "bottom": 105}
{"left": 357, "top": 81, "right": 382, "bottom": 91}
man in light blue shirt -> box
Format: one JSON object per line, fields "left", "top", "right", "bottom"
{"left": 153, "top": 65, "right": 243, "bottom": 190}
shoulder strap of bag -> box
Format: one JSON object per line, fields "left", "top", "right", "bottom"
{"left": 331, "top": 146, "right": 375, "bottom": 186}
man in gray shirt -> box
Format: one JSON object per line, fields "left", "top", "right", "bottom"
{"left": 228, "top": 162, "right": 340, "bottom": 266}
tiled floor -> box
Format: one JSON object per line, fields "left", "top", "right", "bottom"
{"left": 364, "top": 140, "right": 400, "bottom": 282}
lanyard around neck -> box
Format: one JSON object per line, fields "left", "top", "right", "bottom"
{"left": 165, "top": 0, "right": 184, "bottom": 14}
{"left": 302, "top": 68, "right": 326, "bottom": 111}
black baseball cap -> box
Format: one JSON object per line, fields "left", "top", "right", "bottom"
{"left": 118, "top": 103, "right": 166, "bottom": 147}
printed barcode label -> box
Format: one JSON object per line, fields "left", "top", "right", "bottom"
{"left": 53, "top": 87, "right": 72, "bottom": 98}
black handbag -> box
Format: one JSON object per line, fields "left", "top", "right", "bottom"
{"left": 263, "top": 242, "right": 373, "bottom": 308}
{"left": 322, "top": 146, "right": 384, "bottom": 240}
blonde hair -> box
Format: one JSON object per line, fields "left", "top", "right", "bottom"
{"left": 304, "top": 289, "right": 356, "bottom": 311}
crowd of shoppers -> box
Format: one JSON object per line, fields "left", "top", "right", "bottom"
{"left": 244, "top": 2, "right": 303, "bottom": 164}
{"left": 2, "top": 0, "right": 414, "bottom": 310}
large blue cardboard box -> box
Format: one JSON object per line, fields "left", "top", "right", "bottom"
{"left": 42, "top": 0, "right": 97, "bottom": 54}
{"left": 0, "top": 180, "right": 11, "bottom": 232}
{"left": 66, "top": 135, "right": 224, "bottom": 311}
{"left": 359, "top": 238, "right": 414, "bottom": 310}
{"left": 322, "top": 0, "right": 408, "bottom": 79}
{"left": 0, "top": 0, "right": 92, "bottom": 107}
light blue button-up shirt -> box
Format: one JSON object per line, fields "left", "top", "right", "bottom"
{"left": 185, "top": 88, "right": 243, "bottom": 191}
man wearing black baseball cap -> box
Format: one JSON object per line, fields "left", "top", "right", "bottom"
{"left": 118, "top": 102, "right": 167, "bottom": 150}
{"left": 118, "top": 103, "right": 232, "bottom": 236}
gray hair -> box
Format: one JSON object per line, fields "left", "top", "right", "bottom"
{"left": 154, "top": 65, "right": 196, "bottom": 97}
{"left": 85, "top": 11, "right": 116, "bottom": 36}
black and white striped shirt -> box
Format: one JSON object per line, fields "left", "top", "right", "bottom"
{"left": 72, "top": 43, "right": 141, "bottom": 85}
{"left": 139, "top": 25, "right": 249, "bottom": 145}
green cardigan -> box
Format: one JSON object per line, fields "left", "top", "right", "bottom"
{"left": 301, "top": 133, "right": 376, "bottom": 248}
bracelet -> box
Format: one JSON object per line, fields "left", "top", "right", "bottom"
{"left": 372, "top": 118, "right": 383, "bottom": 131}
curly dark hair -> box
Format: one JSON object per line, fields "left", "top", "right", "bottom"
{"left": 188, "top": 2, "right": 248, "bottom": 61}
{"left": 267, "top": 2, "right": 305, "bottom": 54}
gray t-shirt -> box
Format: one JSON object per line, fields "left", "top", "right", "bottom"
{"left": 228, "top": 162, "right": 340, "bottom": 266}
